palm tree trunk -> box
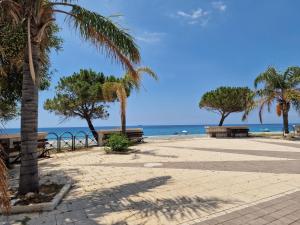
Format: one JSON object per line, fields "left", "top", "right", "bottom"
{"left": 85, "top": 117, "right": 98, "bottom": 143}
{"left": 282, "top": 108, "right": 289, "bottom": 134}
{"left": 18, "top": 42, "right": 40, "bottom": 195}
{"left": 121, "top": 110, "right": 126, "bottom": 136}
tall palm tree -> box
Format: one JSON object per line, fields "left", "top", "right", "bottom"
{"left": 0, "top": 0, "right": 140, "bottom": 194}
{"left": 104, "top": 67, "right": 157, "bottom": 135}
{"left": 254, "top": 67, "right": 300, "bottom": 134}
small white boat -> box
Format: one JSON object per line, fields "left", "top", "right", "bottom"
{"left": 181, "top": 130, "right": 188, "bottom": 135}
{"left": 262, "top": 128, "right": 270, "bottom": 132}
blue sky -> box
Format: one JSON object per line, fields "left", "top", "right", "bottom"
{"left": 6, "top": 0, "right": 300, "bottom": 128}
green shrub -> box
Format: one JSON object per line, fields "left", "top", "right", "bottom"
{"left": 105, "top": 134, "right": 130, "bottom": 152}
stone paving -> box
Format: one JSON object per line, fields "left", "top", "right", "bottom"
{"left": 1, "top": 137, "right": 300, "bottom": 225}
{"left": 195, "top": 190, "right": 300, "bottom": 225}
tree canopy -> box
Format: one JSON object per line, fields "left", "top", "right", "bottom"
{"left": 0, "top": 21, "right": 62, "bottom": 122}
{"left": 44, "top": 69, "right": 125, "bottom": 140}
{"left": 0, "top": 21, "right": 62, "bottom": 86}
{"left": 199, "top": 86, "right": 255, "bottom": 126}
{"left": 0, "top": 74, "right": 19, "bottom": 123}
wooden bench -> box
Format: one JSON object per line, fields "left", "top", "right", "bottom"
{"left": 205, "top": 126, "right": 249, "bottom": 138}
{"left": 97, "top": 128, "right": 144, "bottom": 146}
{"left": 0, "top": 132, "right": 49, "bottom": 165}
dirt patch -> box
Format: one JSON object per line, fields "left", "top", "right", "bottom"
{"left": 11, "top": 183, "right": 64, "bottom": 206}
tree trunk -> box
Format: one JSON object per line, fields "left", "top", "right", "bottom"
{"left": 218, "top": 114, "right": 227, "bottom": 126}
{"left": 19, "top": 42, "right": 40, "bottom": 195}
{"left": 121, "top": 110, "right": 126, "bottom": 136}
{"left": 218, "top": 112, "right": 230, "bottom": 126}
{"left": 282, "top": 107, "right": 289, "bottom": 134}
{"left": 85, "top": 117, "right": 98, "bottom": 143}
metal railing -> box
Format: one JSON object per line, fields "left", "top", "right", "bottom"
{"left": 47, "top": 131, "right": 98, "bottom": 151}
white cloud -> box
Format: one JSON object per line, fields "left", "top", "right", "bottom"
{"left": 212, "top": 1, "right": 227, "bottom": 12}
{"left": 177, "top": 8, "right": 208, "bottom": 19}
{"left": 176, "top": 8, "right": 210, "bottom": 26}
{"left": 136, "top": 32, "right": 166, "bottom": 44}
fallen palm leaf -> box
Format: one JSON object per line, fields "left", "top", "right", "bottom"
{"left": 0, "top": 157, "right": 10, "bottom": 215}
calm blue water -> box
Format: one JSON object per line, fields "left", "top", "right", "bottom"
{"left": 1, "top": 124, "right": 299, "bottom": 137}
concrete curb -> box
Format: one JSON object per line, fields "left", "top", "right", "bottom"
{"left": 1, "top": 182, "right": 72, "bottom": 215}
{"left": 106, "top": 149, "right": 141, "bottom": 155}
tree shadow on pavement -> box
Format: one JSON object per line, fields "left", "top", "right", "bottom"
{"left": 82, "top": 176, "right": 236, "bottom": 224}
{"left": 131, "top": 149, "right": 178, "bottom": 160}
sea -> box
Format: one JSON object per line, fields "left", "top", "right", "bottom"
{"left": 1, "top": 124, "right": 299, "bottom": 138}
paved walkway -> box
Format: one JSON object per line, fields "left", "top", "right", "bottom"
{"left": 1, "top": 137, "right": 300, "bottom": 225}
{"left": 196, "top": 191, "right": 300, "bottom": 225}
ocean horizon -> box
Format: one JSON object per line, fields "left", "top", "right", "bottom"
{"left": 1, "top": 123, "right": 299, "bottom": 137}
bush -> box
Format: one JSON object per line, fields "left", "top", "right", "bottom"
{"left": 105, "top": 134, "right": 130, "bottom": 152}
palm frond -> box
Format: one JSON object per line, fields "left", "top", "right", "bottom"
{"left": 254, "top": 67, "right": 288, "bottom": 92}
{"left": 54, "top": 5, "right": 140, "bottom": 78}
{"left": 292, "top": 99, "right": 300, "bottom": 113}
{"left": 0, "top": 157, "right": 10, "bottom": 215}
{"left": 285, "top": 89, "right": 300, "bottom": 101}
{"left": 257, "top": 96, "right": 274, "bottom": 124}
{"left": 136, "top": 67, "right": 158, "bottom": 80}
{"left": 286, "top": 89, "right": 300, "bottom": 113}
{"left": 242, "top": 91, "right": 256, "bottom": 121}
{"left": 0, "top": 0, "right": 22, "bottom": 24}
{"left": 254, "top": 67, "right": 278, "bottom": 88}
{"left": 103, "top": 82, "right": 118, "bottom": 101}
{"left": 103, "top": 82, "right": 127, "bottom": 117}
{"left": 124, "top": 67, "right": 158, "bottom": 90}
{"left": 285, "top": 67, "right": 300, "bottom": 87}
{"left": 27, "top": 17, "right": 36, "bottom": 83}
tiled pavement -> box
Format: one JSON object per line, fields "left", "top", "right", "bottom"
{"left": 195, "top": 191, "right": 300, "bottom": 225}
{"left": 1, "top": 137, "right": 300, "bottom": 225}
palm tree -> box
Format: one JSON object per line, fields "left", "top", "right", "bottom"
{"left": 0, "top": 157, "right": 10, "bottom": 215}
{"left": 103, "top": 82, "right": 128, "bottom": 135}
{"left": 1, "top": 0, "right": 140, "bottom": 194}
{"left": 104, "top": 67, "right": 157, "bottom": 135}
{"left": 254, "top": 67, "right": 300, "bottom": 134}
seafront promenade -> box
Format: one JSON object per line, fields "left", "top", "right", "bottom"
{"left": 2, "top": 136, "right": 300, "bottom": 225}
